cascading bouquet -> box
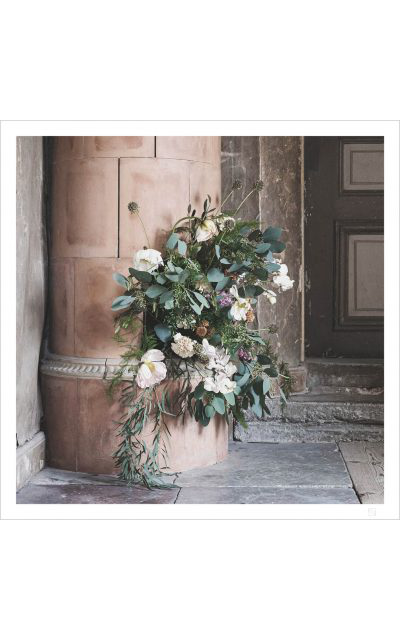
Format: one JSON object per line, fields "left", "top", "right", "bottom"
{"left": 109, "top": 180, "right": 294, "bottom": 487}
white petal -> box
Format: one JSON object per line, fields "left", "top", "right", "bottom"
{"left": 141, "top": 349, "right": 165, "bottom": 362}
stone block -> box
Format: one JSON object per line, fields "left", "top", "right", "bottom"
{"left": 16, "top": 431, "right": 46, "bottom": 490}
{"left": 16, "top": 483, "right": 179, "bottom": 504}
{"left": 82, "top": 136, "right": 155, "bottom": 158}
{"left": 189, "top": 161, "right": 221, "bottom": 214}
{"left": 48, "top": 258, "right": 75, "bottom": 356}
{"left": 41, "top": 374, "right": 78, "bottom": 470}
{"left": 74, "top": 258, "right": 134, "bottom": 357}
{"left": 177, "top": 442, "right": 352, "bottom": 488}
{"left": 176, "top": 486, "right": 359, "bottom": 504}
{"left": 119, "top": 157, "right": 190, "bottom": 255}
{"left": 156, "top": 136, "right": 221, "bottom": 166}
{"left": 76, "top": 378, "right": 122, "bottom": 475}
{"left": 50, "top": 157, "right": 118, "bottom": 258}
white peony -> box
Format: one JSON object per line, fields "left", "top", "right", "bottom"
{"left": 272, "top": 264, "right": 294, "bottom": 292}
{"left": 171, "top": 333, "right": 196, "bottom": 358}
{"left": 133, "top": 248, "right": 163, "bottom": 272}
{"left": 136, "top": 349, "right": 167, "bottom": 389}
{"left": 263, "top": 289, "right": 277, "bottom": 305}
{"left": 204, "top": 373, "right": 237, "bottom": 395}
{"left": 229, "top": 285, "right": 252, "bottom": 321}
{"left": 202, "top": 338, "right": 217, "bottom": 360}
{"left": 195, "top": 219, "right": 218, "bottom": 242}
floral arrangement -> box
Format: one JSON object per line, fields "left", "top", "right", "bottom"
{"left": 109, "top": 180, "right": 294, "bottom": 487}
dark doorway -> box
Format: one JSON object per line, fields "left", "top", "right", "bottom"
{"left": 304, "top": 137, "right": 384, "bottom": 358}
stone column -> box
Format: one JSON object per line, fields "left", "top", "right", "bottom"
{"left": 41, "top": 136, "right": 224, "bottom": 474}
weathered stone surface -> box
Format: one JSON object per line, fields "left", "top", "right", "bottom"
{"left": 30, "top": 467, "right": 124, "bottom": 486}
{"left": 50, "top": 157, "right": 119, "bottom": 258}
{"left": 156, "top": 136, "right": 220, "bottom": 166}
{"left": 16, "top": 137, "right": 47, "bottom": 448}
{"left": 235, "top": 421, "right": 384, "bottom": 443}
{"left": 282, "top": 393, "right": 383, "bottom": 424}
{"left": 16, "top": 483, "right": 179, "bottom": 504}
{"left": 16, "top": 432, "right": 46, "bottom": 490}
{"left": 17, "top": 442, "right": 359, "bottom": 504}
{"left": 176, "top": 486, "right": 359, "bottom": 504}
{"left": 221, "top": 136, "right": 260, "bottom": 222}
{"left": 221, "top": 136, "right": 306, "bottom": 392}
{"left": 258, "top": 137, "right": 303, "bottom": 367}
{"left": 177, "top": 442, "right": 352, "bottom": 489}
{"left": 306, "top": 358, "right": 384, "bottom": 391}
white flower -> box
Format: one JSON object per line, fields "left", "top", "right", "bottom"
{"left": 136, "top": 349, "right": 167, "bottom": 389}
{"left": 263, "top": 289, "right": 277, "bottom": 305}
{"left": 171, "top": 333, "right": 196, "bottom": 358}
{"left": 195, "top": 219, "right": 218, "bottom": 242}
{"left": 204, "top": 372, "right": 237, "bottom": 395}
{"left": 229, "top": 285, "right": 252, "bottom": 321}
{"left": 133, "top": 248, "right": 163, "bottom": 272}
{"left": 272, "top": 264, "right": 294, "bottom": 292}
{"left": 202, "top": 338, "right": 217, "bottom": 360}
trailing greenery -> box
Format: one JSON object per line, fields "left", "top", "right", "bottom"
{"left": 109, "top": 180, "right": 294, "bottom": 487}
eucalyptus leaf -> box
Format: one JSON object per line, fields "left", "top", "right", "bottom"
{"left": 112, "top": 272, "right": 129, "bottom": 288}
{"left": 154, "top": 324, "right": 172, "bottom": 343}
{"left": 266, "top": 263, "right": 281, "bottom": 273}
{"left": 192, "top": 291, "right": 210, "bottom": 308}
{"left": 111, "top": 295, "right": 133, "bottom": 311}
{"left": 205, "top": 404, "right": 215, "bottom": 418}
{"left": 207, "top": 267, "right": 225, "bottom": 282}
{"left": 263, "top": 226, "right": 283, "bottom": 242}
{"left": 159, "top": 290, "right": 174, "bottom": 304}
{"left": 145, "top": 284, "right": 167, "bottom": 298}
{"left": 269, "top": 240, "right": 286, "bottom": 253}
{"left": 177, "top": 239, "right": 187, "bottom": 256}
{"left": 194, "top": 382, "right": 205, "bottom": 400}
{"left": 255, "top": 242, "right": 271, "bottom": 254}
{"left": 212, "top": 396, "right": 225, "bottom": 415}
{"left": 129, "top": 268, "right": 152, "bottom": 283}
{"left": 166, "top": 233, "right": 179, "bottom": 249}
{"left": 224, "top": 392, "right": 236, "bottom": 406}
{"left": 215, "top": 276, "right": 231, "bottom": 292}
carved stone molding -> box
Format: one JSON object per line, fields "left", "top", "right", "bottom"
{"left": 40, "top": 353, "right": 133, "bottom": 380}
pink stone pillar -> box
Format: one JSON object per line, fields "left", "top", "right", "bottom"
{"left": 41, "top": 136, "right": 225, "bottom": 474}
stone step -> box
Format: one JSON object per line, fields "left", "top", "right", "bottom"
{"left": 235, "top": 421, "right": 384, "bottom": 443}
{"left": 305, "top": 358, "right": 383, "bottom": 392}
{"left": 234, "top": 391, "right": 384, "bottom": 443}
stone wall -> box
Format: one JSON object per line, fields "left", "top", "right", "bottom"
{"left": 16, "top": 137, "right": 47, "bottom": 489}
{"left": 221, "top": 136, "right": 306, "bottom": 392}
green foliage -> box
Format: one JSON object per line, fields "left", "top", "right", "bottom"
{"left": 109, "top": 186, "right": 292, "bottom": 487}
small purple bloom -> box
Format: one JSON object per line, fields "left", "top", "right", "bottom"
{"left": 218, "top": 292, "right": 234, "bottom": 308}
{"left": 238, "top": 347, "right": 252, "bottom": 362}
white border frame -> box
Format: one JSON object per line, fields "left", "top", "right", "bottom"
{"left": 1, "top": 120, "right": 399, "bottom": 520}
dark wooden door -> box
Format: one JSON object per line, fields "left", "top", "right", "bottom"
{"left": 305, "top": 137, "right": 384, "bottom": 358}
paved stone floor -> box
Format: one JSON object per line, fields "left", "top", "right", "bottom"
{"left": 16, "top": 443, "right": 363, "bottom": 504}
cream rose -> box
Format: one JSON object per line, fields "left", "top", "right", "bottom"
{"left": 133, "top": 248, "right": 163, "bottom": 272}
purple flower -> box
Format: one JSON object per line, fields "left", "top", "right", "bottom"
{"left": 238, "top": 347, "right": 252, "bottom": 362}
{"left": 218, "top": 292, "right": 234, "bottom": 308}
